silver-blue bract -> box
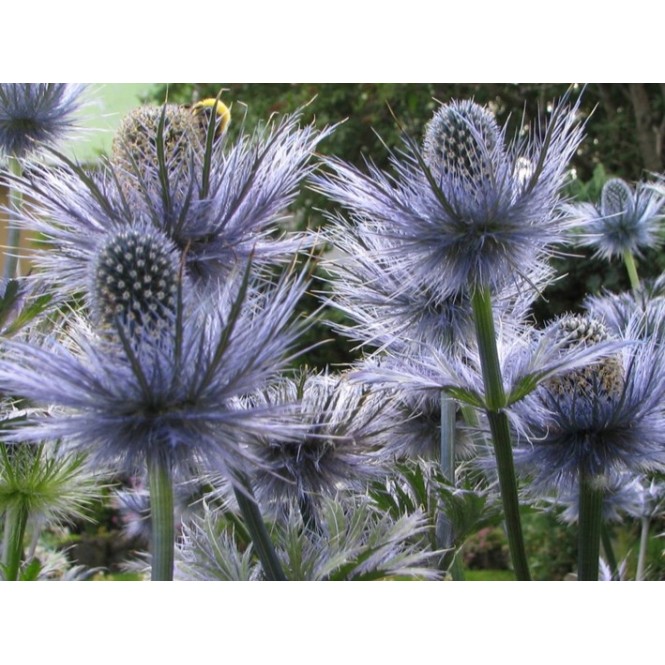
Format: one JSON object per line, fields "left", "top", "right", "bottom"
{"left": 567, "top": 177, "right": 665, "bottom": 260}
{"left": 512, "top": 318, "right": 665, "bottom": 492}
{"left": 10, "top": 106, "right": 330, "bottom": 296}
{"left": 315, "top": 96, "right": 583, "bottom": 300}
{"left": 0, "top": 267, "right": 309, "bottom": 483}
{"left": 0, "top": 84, "right": 87, "bottom": 158}
{"left": 242, "top": 372, "right": 397, "bottom": 510}
{"left": 585, "top": 274, "right": 665, "bottom": 340}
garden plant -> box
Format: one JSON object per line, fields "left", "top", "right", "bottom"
{"left": 1, "top": 82, "right": 664, "bottom": 581}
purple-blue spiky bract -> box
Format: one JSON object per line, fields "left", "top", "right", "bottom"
{"left": 9, "top": 105, "right": 331, "bottom": 297}
{"left": 315, "top": 96, "right": 583, "bottom": 301}
{"left": 0, "top": 266, "right": 310, "bottom": 485}
{"left": 0, "top": 83, "right": 87, "bottom": 158}
{"left": 512, "top": 316, "right": 665, "bottom": 492}
{"left": 243, "top": 372, "right": 397, "bottom": 509}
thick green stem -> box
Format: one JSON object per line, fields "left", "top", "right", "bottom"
{"left": 147, "top": 452, "right": 175, "bottom": 581}
{"left": 233, "top": 476, "right": 286, "bottom": 581}
{"left": 471, "top": 286, "right": 530, "bottom": 580}
{"left": 486, "top": 411, "right": 530, "bottom": 580}
{"left": 600, "top": 524, "right": 619, "bottom": 581}
{"left": 577, "top": 473, "right": 603, "bottom": 581}
{"left": 636, "top": 516, "right": 650, "bottom": 581}
{"left": 2, "top": 501, "right": 29, "bottom": 581}
{"left": 471, "top": 287, "right": 506, "bottom": 410}
{"left": 623, "top": 251, "right": 640, "bottom": 291}
{"left": 3, "top": 157, "right": 23, "bottom": 281}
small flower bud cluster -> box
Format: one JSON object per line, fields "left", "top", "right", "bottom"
{"left": 94, "top": 229, "right": 179, "bottom": 336}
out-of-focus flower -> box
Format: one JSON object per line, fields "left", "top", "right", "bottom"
{"left": 11, "top": 104, "right": 331, "bottom": 296}
{"left": 241, "top": 372, "right": 397, "bottom": 513}
{"left": 0, "top": 83, "right": 87, "bottom": 159}
{"left": 315, "top": 95, "right": 583, "bottom": 301}
{"left": 567, "top": 177, "right": 665, "bottom": 260}
{"left": 0, "top": 442, "right": 103, "bottom": 527}
{"left": 585, "top": 274, "right": 665, "bottom": 341}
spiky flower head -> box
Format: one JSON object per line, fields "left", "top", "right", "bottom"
{"left": 12, "top": 106, "right": 329, "bottom": 295}
{"left": 568, "top": 177, "right": 665, "bottom": 260}
{"left": 110, "top": 103, "right": 202, "bottom": 195}
{"left": 0, "top": 266, "right": 309, "bottom": 483}
{"left": 92, "top": 227, "right": 180, "bottom": 337}
{"left": 244, "top": 372, "right": 396, "bottom": 512}
{"left": 0, "top": 83, "right": 87, "bottom": 159}
{"left": 544, "top": 314, "right": 624, "bottom": 401}
{"left": 175, "top": 495, "right": 441, "bottom": 581}
{"left": 512, "top": 315, "right": 665, "bottom": 491}
{"left": 316, "top": 94, "right": 583, "bottom": 300}
{"left": 0, "top": 443, "right": 104, "bottom": 528}
{"left": 585, "top": 274, "right": 665, "bottom": 341}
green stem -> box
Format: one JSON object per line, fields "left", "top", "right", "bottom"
{"left": 436, "top": 392, "right": 461, "bottom": 577}
{"left": 623, "top": 251, "right": 640, "bottom": 291}
{"left": 486, "top": 411, "right": 530, "bottom": 580}
{"left": 577, "top": 472, "right": 603, "bottom": 581}
{"left": 600, "top": 524, "right": 619, "bottom": 581}
{"left": 2, "top": 501, "right": 29, "bottom": 581}
{"left": 471, "top": 286, "right": 530, "bottom": 581}
{"left": 147, "top": 452, "right": 175, "bottom": 581}
{"left": 636, "top": 516, "right": 650, "bottom": 581}
{"left": 3, "top": 156, "right": 23, "bottom": 281}
{"left": 233, "top": 476, "right": 286, "bottom": 581}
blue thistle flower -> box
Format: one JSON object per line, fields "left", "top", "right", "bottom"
{"left": 0, "top": 264, "right": 310, "bottom": 485}
{"left": 10, "top": 105, "right": 330, "bottom": 295}
{"left": 241, "top": 372, "right": 396, "bottom": 513}
{"left": 585, "top": 274, "right": 665, "bottom": 340}
{"left": 512, "top": 314, "right": 665, "bottom": 492}
{"left": 567, "top": 177, "right": 665, "bottom": 261}
{"left": 0, "top": 84, "right": 87, "bottom": 159}
{"left": 315, "top": 95, "right": 583, "bottom": 301}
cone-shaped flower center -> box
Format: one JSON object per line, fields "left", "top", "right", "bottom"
{"left": 111, "top": 104, "right": 202, "bottom": 181}
{"left": 422, "top": 100, "right": 502, "bottom": 183}
{"left": 94, "top": 229, "right": 179, "bottom": 335}
{"left": 601, "top": 178, "right": 633, "bottom": 218}
{"left": 546, "top": 314, "right": 624, "bottom": 401}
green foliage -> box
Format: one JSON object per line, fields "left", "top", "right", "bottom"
{"left": 521, "top": 508, "right": 578, "bottom": 581}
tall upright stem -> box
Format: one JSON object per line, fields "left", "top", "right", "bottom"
{"left": 233, "top": 474, "right": 286, "bottom": 581}
{"left": 3, "top": 156, "right": 23, "bottom": 280}
{"left": 577, "top": 472, "right": 603, "bottom": 581}
{"left": 436, "top": 392, "right": 462, "bottom": 578}
{"left": 2, "top": 501, "right": 29, "bottom": 581}
{"left": 623, "top": 251, "right": 640, "bottom": 291}
{"left": 636, "top": 516, "right": 650, "bottom": 581}
{"left": 147, "top": 451, "right": 175, "bottom": 581}
{"left": 471, "top": 285, "right": 530, "bottom": 581}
